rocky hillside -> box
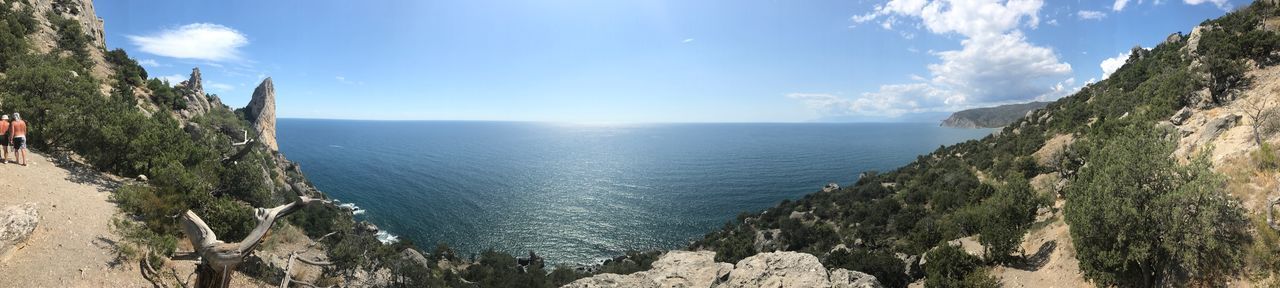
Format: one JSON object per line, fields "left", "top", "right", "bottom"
{"left": 685, "top": 1, "right": 1280, "bottom": 287}
{"left": 940, "top": 101, "right": 1051, "bottom": 128}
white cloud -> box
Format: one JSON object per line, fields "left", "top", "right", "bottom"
{"left": 1183, "top": 0, "right": 1230, "bottom": 10}
{"left": 156, "top": 74, "right": 186, "bottom": 85}
{"left": 1077, "top": 10, "right": 1107, "bottom": 20}
{"left": 1100, "top": 51, "right": 1130, "bottom": 79}
{"left": 853, "top": 0, "right": 1043, "bottom": 38}
{"left": 127, "top": 23, "right": 248, "bottom": 62}
{"left": 1113, "top": 0, "right": 1131, "bottom": 11}
{"left": 682, "top": 38, "right": 695, "bottom": 43}
{"left": 335, "top": 75, "right": 364, "bottom": 85}
{"left": 812, "top": 0, "right": 1073, "bottom": 117}
{"left": 928, "top": 32, "right": 1072, "bottom": 102}
{"left": 205, "top": 80, "right": 235, "bottom": 93}
{"left": 137, "top": 59, "right": 161, "bottom": 67}
{"left": 1046, "top": 18, "right": 1059, "bottom": 26}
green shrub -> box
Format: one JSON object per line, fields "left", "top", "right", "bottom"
{"left": 923, "top": 244, "right": 982, "bottom": 288}
{"left": 1065, "top": 126, "right": 1248, "bottom": 286}
{"left": 1254, "top": 142, "right": 1280, "bottom": 170}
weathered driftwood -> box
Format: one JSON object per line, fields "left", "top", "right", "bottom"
{"left": 180, "top": 196, "right": 325, "bottom": 288}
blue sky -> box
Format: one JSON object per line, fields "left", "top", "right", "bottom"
{"left": 97, "top": 0, "right": 1244, "bottom": 122}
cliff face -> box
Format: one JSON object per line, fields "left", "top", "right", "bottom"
{"left": 940, "top": 101, "right": 1050, "bottom": 128}
{"left": 20, "top": 0, "right": 111, "bottom": 91}
{"left": 245, "top": 78, "right": 279, "bottom": 151}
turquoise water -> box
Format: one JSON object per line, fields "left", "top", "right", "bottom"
{"left": 276, "top": 120, "right": 991, "bottom": 264}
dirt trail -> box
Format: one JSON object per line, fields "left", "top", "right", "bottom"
{"left": 0, "top": 152, "right": 149, "bottom": 287}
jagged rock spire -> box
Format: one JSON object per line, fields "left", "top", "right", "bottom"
{"left": 178, "top": 67, "right": 213, "bottom": 119}
{"left": 246, "top": 78, "right": 278, "bottom": 151}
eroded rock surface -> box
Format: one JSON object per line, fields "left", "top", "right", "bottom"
{"left": 565, "top": 251, "right": 883, "bottom": 288}
{"left": 0, "top": 203, "right": 39, "bottom": 262}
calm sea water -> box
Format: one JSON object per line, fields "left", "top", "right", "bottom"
{"left": 276, "top": 120, "right": 991, "bottom": 265}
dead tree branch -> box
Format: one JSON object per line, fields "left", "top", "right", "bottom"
{"left": 180, "top": 196, "right": 326, "bottom": 288}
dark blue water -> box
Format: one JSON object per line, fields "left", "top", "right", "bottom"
{"left": 276, "top": 120, "right": 991, "bottom": 264}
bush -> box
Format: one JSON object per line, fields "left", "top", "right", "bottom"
{"left": 1065, "top": 126, "right": 1248, "bottom": 286}
{"left": 923, "top": 244, "right": 983, "bottom": 288}
{"left": 1254, "top": 142, "right": 1280, "bottom": 170}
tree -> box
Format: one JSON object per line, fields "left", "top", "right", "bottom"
{"left": 1065, "top": 126, "right": 1248, "bottom": 286}
{"left": 180, "top": 196, "right": 327, "bottom": 288}
{"left": 1242, "top": 89, "right": 1280, "bottom": 147}
{"left": 923, "top": 244, "right": 984, "bottom": 288}
{"left": 977, "top": 174, "right": 1041, "bottom": 264}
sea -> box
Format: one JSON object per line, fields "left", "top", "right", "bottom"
{"left": 276, "top": 120, "right": 993, "bottom": 265}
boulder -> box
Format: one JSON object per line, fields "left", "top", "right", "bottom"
{"left": 245, "top": 78, "right": 279, "bottom": 151}
{"left": 1197, "top": 114, "right": 1241, "bottom": 145}
{"left": 400, "top": 248, "right": 429, "bottom": 268}
{"left": 0, "top": 203, "right": 39, "bottom": 262}
{"left": 827, "top": 269, "right": 884, "bottom": 288}
{"left": 1170, "top": 107, "right": 1194, "bottom": 125}
{"left": 566, "top": 251, "right": 884, "bottom": 288}
{"left": 719, "top": 251, "right": 834, "bottom": 288}
{"left": 564, "top": 251, "right": 731, "bottom": 288}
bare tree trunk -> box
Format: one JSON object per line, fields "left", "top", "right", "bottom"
{"left": 180, "top": 196, "right": 325, "bottom": 288}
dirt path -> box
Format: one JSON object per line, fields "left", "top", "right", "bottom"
{"left": 0, "top": 152, "right": 150, "bottom": 287}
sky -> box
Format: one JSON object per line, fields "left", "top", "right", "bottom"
{"left": 96, "top": 0, "right": 1246, "bottom": 123}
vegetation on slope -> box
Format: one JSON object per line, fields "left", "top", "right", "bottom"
{"left": 0, "top": 1, "right": 604, "bottom": 286}
{"left": 940, "top": 101, "right": 1051, "bottom": 128}
{"left": 693, "top": 1, "right": 1280, "bottom": 287}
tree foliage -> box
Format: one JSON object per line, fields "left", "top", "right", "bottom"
{"left": 1065, "top": 126, "right": 1248, "bottom": 286}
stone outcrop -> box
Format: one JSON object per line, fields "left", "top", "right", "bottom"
{"left": 245, "top": 78, "right": 279, "bottom": 151}
{"left": 400, "top": 248, "right": 430, "bottom": 268}
{"left": 176, "top": 68, "right": 214, "bottom": 119}
{"left": 0, "top": 203, "right": 39, "bottom": 262}
{"left": 564, "top": 251, "right": 883, "bottom": 288}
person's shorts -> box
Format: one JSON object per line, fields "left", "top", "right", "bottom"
{"left": 0, "top": 134, "right": 7, "bottom": 147}
{"left": 13, "top": 136, "right": 25, "bottom": 150}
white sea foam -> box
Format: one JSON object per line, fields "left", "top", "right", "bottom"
{"left": 376, "top": 231, "right": 399, "bottom": 244}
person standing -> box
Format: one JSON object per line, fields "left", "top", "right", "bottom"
{"left": 9, "top": 113, "right": 27, "bottom": 166}
{"left": 0, "top": 114, "right": 9, "bottom": 164}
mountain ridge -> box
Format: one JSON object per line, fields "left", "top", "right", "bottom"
{"left": 940, "top": 101, "right": 1051, "bottom": 128}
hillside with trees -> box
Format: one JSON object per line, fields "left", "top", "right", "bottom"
{"left": 4, "top": 0, "right": 1280, "bottom": 287}
{"left": 691, "top": 1, "right": 1280, "bottom": 287}
{"left": 940, "top": 101, "right": 1051, "bottom": 128}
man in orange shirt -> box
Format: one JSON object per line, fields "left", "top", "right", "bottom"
{"left": 9, "top": 112, "right": 28, "bottom": 166}
{"left": 0, "top": 114, "right": 9, "bottom": 163}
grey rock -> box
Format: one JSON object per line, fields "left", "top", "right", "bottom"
{"left": 1198, "top": 114, "right": 1241, "bottom": 144}
{"left": 245, "top": 78, "right": 279, "bottom": 151}
{"left": 828, "top": 268, "right": 885, "bottom": 288}
{"left": 566, "top": 251, "right": 884, "bottom": 288}
{"left": 718, "top": 251, "right": 835, "bottom": 288}
{"left": 1170, "top": 107, "right": 1194, "bottom": 125}
{"left": 400, "top": 248, "right": 429, "bottom": 268}
{"left": 176, "top": 68, "right": 213, "bottom": 119}
{"left": 0, "top": 203, "right": 39, "bottom": 262}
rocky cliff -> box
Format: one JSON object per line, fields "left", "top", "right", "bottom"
{"left": 174, "top": 67, "right": 222, "bottom": 119}
{"left": 940, "top": 101, "right": 1050, "bottom": 128}
{"left": 245, "top": 78, "right": 279, "bottom": 151}
{"left": 19, "top": 0, "right": 111, "bottom": 90}
{"left": 565, "top": 251, "right": 883, "bottom": 288}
